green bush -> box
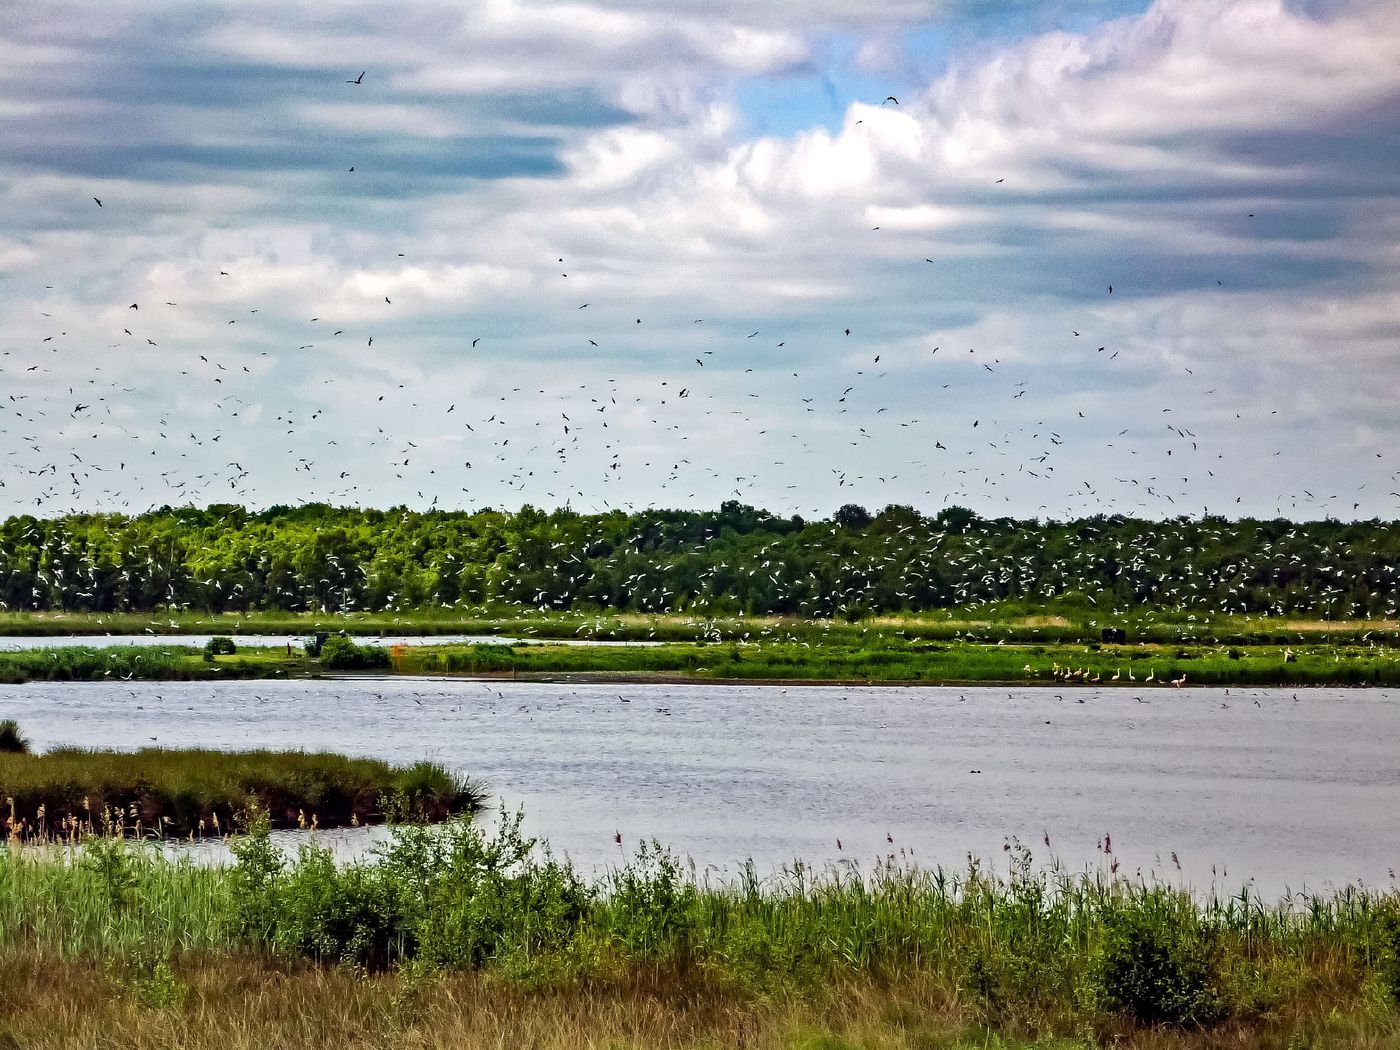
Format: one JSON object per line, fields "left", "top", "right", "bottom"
{"left": 227, "top": 809, "right": 590, "bottom": 974}
{"left": 391, "top": 811, "right": 592, "bottom": 972}
{"left": 0, "top": 719, "right": 29, "bottom": 754}
{"left": 227, "top": 811, "right": 284, "bottom": 943}
{"left": 202, "top": 636, "right": 237, "bottom": 661}
{"left": 269, "top": 842, "right": 412, "bottom": 971}
{"left": 1378, "top": 904, "right": 1400, "bottom": 1006}
{"left": 1093, "top": 895, "right": 1221, "bottom": 1025}
{"left": 319, "top": 634, "right": 391, "bottom": 670}
{"left": 230, "top": 812, "right": 414, "bottom": 971}
{"left": 602, "top": 840, "right": 699, "bottom": 962}
{"left": 129, "top": 952, "right": 189, "bottom": 1010}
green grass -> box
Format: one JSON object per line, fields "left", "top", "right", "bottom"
{"left": 0, "top": 748, "right": 483, "bottom": 837}
{"left": 390, "top": 637, "right": 1400, "bottom": 686}
{"left": 3, "top": 604, "right": 1399, "bottom": 649}
{"left": 2, "top": 630, "right": 1398, "bottom": 686}
{"left": 0, "top": 814, "right": 1398, "bottom": 1044}
{"left": 0, "top": 644, "right": 316, "bottom": 684}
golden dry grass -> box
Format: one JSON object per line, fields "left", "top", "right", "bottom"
{"left": 1269, "top": 618, "right": 1400, "bottom": 633}
{"left": 0, "top": 950, "right": 1395, "bottom": 1050}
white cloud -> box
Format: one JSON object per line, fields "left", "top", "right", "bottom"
{"left": 291, "top": 103, "right": 464, "bottom": 138}
{"left": 0, "top": 0, "right": 1397, "bottom": 520}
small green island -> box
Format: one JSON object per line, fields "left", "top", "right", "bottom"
{"left": 0, "top": 729, "right": 481, "bottom": 839}
{"left": 1, "top": 607, "right": 1398, "bottom": 686}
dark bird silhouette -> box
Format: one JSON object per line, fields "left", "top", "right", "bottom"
{"left": 883, "top": 96, "right": 899, "bottom": 105}
{"left": 347, "top": 71, "right": 365, "bottom": 84}
{"left": 93, "top": 197, "right": 102, "bottom": 207}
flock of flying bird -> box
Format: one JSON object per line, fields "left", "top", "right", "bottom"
{"left": 3, "top": 68, "right": 1396, "bottom": 528}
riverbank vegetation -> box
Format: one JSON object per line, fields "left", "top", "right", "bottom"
{"left": 0, "top": 748, "right": 481, "bottom": 838}
{"left": 4, "top": 604, "right": 1399, "bottom": 651}
{"left": 1, "top": 813, "right": 1398, "bottom": 1047}
{"left": 394, "top": 636, "right": 1400, "bottom": 686}
{"left": 2, "top": 633, "right": 1397, "bottom": 686}
{"left": 1, "top": 503, "right": 1398, "bottom": 625}
{"left": 0, "top": 643, "right": 316, "bottom": 684}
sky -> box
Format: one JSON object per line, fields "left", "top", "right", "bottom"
{"left": 1, "top": 0, "right": 1398, "bottom": 523}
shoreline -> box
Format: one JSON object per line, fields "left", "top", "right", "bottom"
{"left": 0, "top": 655, "right": 1387, "bottom": 689}
{"left": 407, "top": 669, "right": 1347, "bottom": 689}
{"left": 3, "top": 629, "right": 1397, "bottom": 688}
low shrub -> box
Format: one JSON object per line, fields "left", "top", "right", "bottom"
{"left": 319, "top": 635, "right": 391, "bottom": 671}
{"left": 202, "top": 636, "right": 237, "bottom": 661}
{"left": 229, "top": 809, "right": 591, "bottom": 973}
{"left": 1093, "top": 892, "right": 1222, "bottom": 1026}
{"left": 0, "top": 718, "right": 29, "bottom": 754}
{"left": 1378, "top": 903, "right": 1400, "bottom": 1006}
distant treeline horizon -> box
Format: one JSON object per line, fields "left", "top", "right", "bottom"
{"left": 0, "top": 501, "right": 1396, "bottom": 618}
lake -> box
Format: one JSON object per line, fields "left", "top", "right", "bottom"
{"left": 4, "top": 679, "right": 1396, "bottom": 898}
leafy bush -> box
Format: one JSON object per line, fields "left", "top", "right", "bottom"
{"left": 0, "top": 719, "right": 29, "bottom": 754}
{"left": 129, "top": 952, "right": 188, "bottom": 1010}
{"left": 603, "top": 840, "right": 699, "bottom": 962}
{"left": 268, "top": 841, "right": 412, "bottom": 971}
{"left": 1093, "top": 895, "right": 1221, "bottom": 1025}
{"left": 227, "top": 808, "right": 589, "bottom": 973}
{"left": 1378, "top": 903, "right": 1400, "bottom": 1006}
{"left": 202, "top": 636, "right": 237, "bottom": 661}
{"left": 390, "top": 810, "right": 592, "bottom": 972}
{"left": 231, "top": 810, "right": 412, "bottom": 971}
{"left": 318, "top": 634, "right": 391, "bottom": 670}
{"left": 79, "top": 835, "right": 144, "bottom": 913}
{"left": 227, "top": 811, "right": 284, "bottom": 943}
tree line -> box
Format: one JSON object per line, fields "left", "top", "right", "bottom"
{"left": 0, "top": 501, "right": 1396, "bottom": 618}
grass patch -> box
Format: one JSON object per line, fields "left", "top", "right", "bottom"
{"left": 0, "top": 644, "right": 315, "bottom": 684}
{"left": 0, "top": 821, "right": 1398, "bottom": 1045}
{"left": 0, "top": 748, "right": 483, "bottom": 837}
{"left": 4, "top": 605, "right": 1400, "bottom": 650}
{"left": 389, "top": 636, "right": 1400, "bottom": 687}
{"left": 3, "top": 629, "right": 1400, "bottom": 686}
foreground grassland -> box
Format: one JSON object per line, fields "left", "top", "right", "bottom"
{"left": 1, "top": 815, "right": 1399, "bottom": 1048}
{"left": 0, "top": 749, "right": 481, "bottom": 837}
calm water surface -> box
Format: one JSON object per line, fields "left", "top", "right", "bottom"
{"left": 4, "top": 679, "right": 1397, "bottom": 897}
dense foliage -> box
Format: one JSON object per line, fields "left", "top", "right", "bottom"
{"left": 1, "top": 501, "right": 1397, "bottom": 619}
